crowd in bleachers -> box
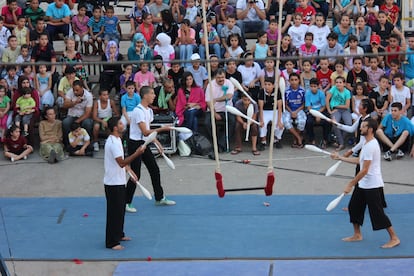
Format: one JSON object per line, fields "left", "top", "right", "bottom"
{"left": 1, "top": 0, "right": 414, "bottom": 162}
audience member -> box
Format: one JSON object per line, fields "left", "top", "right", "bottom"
{"left": 320, "top": 32, "right": 343, "bottom": 68}
{"left": 153, "top": 78, "right": 176, "bottom": 113}
{"left": 103, "top": 6, "right": 121, "bottom": 45}
{"left": 232, "top": 92, "right": 260, "bottom": 155}
{"left": 177, "top": 19, "right": 196, "bottom": 68}
{"left": 237, "top": 51, "right": 262, "bottom": 101}
{"left": 205, "top": 68, "right": 235, "bottom": 152}
{"left": 92, "top": 88, "right": 119, "bottom": 152}
{"left": 296, "top": 0, "right": 316, "bottom": 26}
{"left": 62, "top": 80, "right": 93, "bottom": 147}
{"left": 0, "top": 85, "right": 11, "bottom": 141}
{"left": 376, "top": 102, "right": 414, "bottom": 161}
{"left": 258, "top": 77, "right": 284, "bottom": 150}
{"left": 307, "top": 12, "right": 330, "bottom": 52}
{"left": 369, "top": 75, "right": 389, "bottom": 121}
{"left": 3, "top": 123, "right": 33, "bottom": 162}
{"left": 13, "top": 15, "right": 29, "bottom": 46}
{"left": 34, "top": 64, "right": 54, "bottom": 110}
{"left": 267, "top": 0, "right": 295, "bottom": 34}
{"left": 127, "top": 33, "right": 153, "bottom": 73}
{"left": 175, "top": 71, "right": 206, "bottom": 132}
{"left": 25, "top": 0, "right": 45, "bottom": 30}
{"left": 282, "top": 72, "right": 306, "bottom": 148}
{"left": 120, "top": 80, "right": 140, "bottom": 127}
{"left": 151, "top": 55, "right": 169, "bottom": 89}
{"left": 88, "top": 6, "right": 105, "bottom": 55}
{"left": 326, "top": 76, "right": 352, "bottom": 151}
{"left": 288, "top": 12, "right": 308, "bottom": 50}
{"left": 236, "top": 0, "right": 268, "bottom": 37}
{"left": 100, "top": 41, "right": 123, "bottom": 94}
{"left": 128, "top": 0, "right": 150, "bottom": 38}
{"left": 39, "top": 107, "right": 65, "bottom": 163}
{"left": 68, "top": 121, "right": 94, "bottom": 156}
{"left": 154, "top": 32, "right": 175, "bottom": 67}
{"left": 1, "top": 0, "right": 22, "bottom": 30}
{"left": 305, "top": 78, "right": 330, "bottom": 148}
{"left": 45, "top": 0, "right": 71, "bottom": 41}
{"left": 388, "top": 73, "right": 411, "bottom": 114}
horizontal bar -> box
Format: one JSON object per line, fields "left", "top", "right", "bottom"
{"left": 224, "top": 187, "right": 264, "bottom": 192}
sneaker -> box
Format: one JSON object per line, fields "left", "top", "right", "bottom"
{"left": 48, "top": 150, "right": 56, "bottom": 164}
{"left": 10, "top": 157, "right": 14, "bottom": 162}
{"left": 125, "top": 204, "right": 137, "bottom": 213}
{"left": 396, "top": 149, "right": 404, "bottom": 159}
{"left": 274, "top": 140, "right": 282, "bottom": 149}
{"left": 155, "top": 197, "right": 176, "bottom": 206}
{"left": 383, "top": 150, "right": 392, "bottom": 161}
{"left": 93, "top": 142, "right": 99, "bottom": 152}
{"left": 23, "top": 155, "right": 27, "bottom": 160}
{"left": 23, "top": 131, "right": 28, "bottom": 136}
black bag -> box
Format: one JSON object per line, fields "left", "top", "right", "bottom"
{"left": 186, "top": 133, "right": 212, "bottom": 156}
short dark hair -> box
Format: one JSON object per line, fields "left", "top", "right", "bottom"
{"left": 264, "top": 77, "right": 275, "bottom": 84}
{"left": 140, "top": 86, "right": 153, "bottom": 97}
{"left": 108, "top": 117, "right": 120, "bottom": 132}
{"left": 72, "top": 80, "right": 83, "bottom": 88}
{"left": 361, "top": 98, "right": 374, "bottom": 114}
{"left": 106, "top": 5, "right": 114, "bottom": 12}
{"left": 309, "top": 78, "right": 319, "bottom": 85}
{"left": 289, "top": 72, "right": 300, "bottom": 80}
{"left": 390, "top": 102, "right": 403, "bottom": 110}
{"left": 70, "top": 122, "right": 81, "bottom": 131}
{"left": 125, "top": 80, "right": 135, "bottom": 88}
{"left": 8, "top": 35, "right": 17, "bottom": 42}
{"left": 364, "top": 117, "right": 378, "bottom": 132}
{"left": 327, "top": 32, "right": 338, "bottom": 40}
{"left": 99, "top": 88, "right": 109, "bottom": 95}
{"left": 392, "top": 72, "right": 404, "bottom": 80}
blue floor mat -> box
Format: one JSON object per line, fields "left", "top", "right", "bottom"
{"left": 0, "top": 195, "right": 413, "bottom": 260}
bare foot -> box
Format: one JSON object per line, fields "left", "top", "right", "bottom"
{"left": 342, "top": 207, "right": 349, "bottom": 212}
{"left": 111, "top": 244, "right": 124, "bottom": 250}
{"left": 342, "top": 235, "right": 363, "bottom": 242}
{"left": 381, "top": 238, "right": 400, "bottom": 248}
{"left": 121, "top": 236, "right": 132, "bottom": 241}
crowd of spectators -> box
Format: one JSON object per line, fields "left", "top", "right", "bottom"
{"left": 1, "top": 0, "right": 414, "bottom": 162}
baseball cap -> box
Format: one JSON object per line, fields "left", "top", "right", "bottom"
{"left": 370, "top": 34, "right": 380, "bottom": 45}
{"left": 191, "top": 53, "right": 201, "bottom": 61}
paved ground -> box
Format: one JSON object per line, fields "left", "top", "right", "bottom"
{"left": 2, "top": 139, "right": 414, "bottom": 275}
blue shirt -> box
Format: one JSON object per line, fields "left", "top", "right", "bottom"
{"left": 285, "top": 86, "right": 305, "bottom": 112}
{"left": 381, "top": 114, "right": 414, "bottom": 138}
{"left": 305, "top": 89, "right": 326, "bottom": 110}
{"left": 121, "top": 93, "right": 141, "bottom": 112}
{"left": 88, "top": 16, "right": 105, "bottom": 33}
{"left": 404, "top": 47, "right": 414, "bottom": 80}
{"left": 104, "top": 16, "right": 119, "bottom": 34}
{"left": 333, "top": 25, "right": 353, "bottom": 47}
{"left": 45, "top": 3, "right": 71, "bottom": 19}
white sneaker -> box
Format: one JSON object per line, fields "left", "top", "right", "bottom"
{"left": 93, "top": 142, "right": 99, "bottom": 152}
{"left": 396, "top": 149, "right": 404, "bottom": 159}
{"left": 383, "top": 150, "right": 392, "bottom": 161}
{"left": 23, "top": 155, "right": 27, "bottom": 160}
{"left": 155, "top": 197, "right": 176, "bottom": 206}
{"left": 10, "top": 157, "right": 14, "bottom": 162}
{"left": 125, "top": 204, "right": 137, "bottom": 213}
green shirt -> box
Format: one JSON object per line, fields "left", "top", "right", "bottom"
{"left": 16, "top": 96, "right": 36, "bottom": 113}
{"left": 0, "top": 96, "right": 11, "bottom": 109}
{"left": 24, "top": 7, "right": 45, "bottom": 26}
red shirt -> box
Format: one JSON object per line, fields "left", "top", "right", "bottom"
{"left": 295, "top": 5, "right": 316, "bottom": 26}
{"left": 316, "top": 69, "right": 333, "bottom": 90}
{"left": 1, "top": 6, "right": 22, "bottom": 26}
{"left": 385, "top": 45, "right": 400, "bottom": 65}
{"left": 380, "top": 4, "right": 399, "bottom": 24}
{"left": 4, "top": 135, "right": 27, "bottom": 154}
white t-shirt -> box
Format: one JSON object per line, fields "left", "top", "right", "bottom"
{"left": 307, "top": 25, "right": 331, "bottom": 50}
{"left": 129, "top": 104, "right": 153, "bottom": 141}
{"left": 103, "top": 135, "right": 126, "bottom": 186}
{"left": 205, "top": 79, "right": 234, "bottom": 112}
{"left": 237, "top": 62, "right": 262, "bottom": 86}
{"left": 288, "top": 24, "right": 308, "bottom": 49}
{"left": 390, "top": 85, "right": 411, "bottom": 108}
{"left": 358, "top": 138, "right": 384, "bottom": 189}
{"left": 236, "top": 0, "right": 265, "bottom": 21}
{"left": 65, "top": 88, "right": 93, "bottom": 117}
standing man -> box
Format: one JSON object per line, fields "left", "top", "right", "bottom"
{"left": 126, "top": 86, "right": 176, "bottom": 213}
{"left": 104, "top": 117, "right": 145, "bottom": 250}
{"left": 331, "top": 118, "right": 400, "bottom": 249}
{"left": 205, "top": 68, "right": 235, "bottom": 153}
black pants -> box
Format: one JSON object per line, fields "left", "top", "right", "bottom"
{"left": 126, "top": 139, "right": 164, "bottom": 202}
{"left": 104, "top": 184, "right": 126, "bottom": 248}
{"left": 348, "top": 185, "right": 392, "bottom": 231}
{"left": 205, "top": 111, "right": 235, "bottom": 152}
{"left": 305, "top": 113, "right": 331, "bottom": 142}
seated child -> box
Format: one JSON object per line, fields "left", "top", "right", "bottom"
{"left": 68, "top": 122, "right": 94, "bottom": 156}
{"left": 3, "top": 124, "right": 33, "bottom": 162}
{"left": 15, "top": 87, "right": 35, "bottom": 136}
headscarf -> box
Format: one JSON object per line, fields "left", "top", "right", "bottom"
{"left": 105, "top": 41, "right": 119, "bottom": 61}
{"left": 129, "top": 33, "right": 151, "bottom": 60}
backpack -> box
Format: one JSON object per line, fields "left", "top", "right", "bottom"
{"left": 186, "top": 133, "right": 212, "bottom": 156}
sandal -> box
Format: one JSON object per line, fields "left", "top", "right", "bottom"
{"left": 292, "top": 143, "right": 304, "bottom": 149}
{"left": 252, "top": 150, "right": 261, "bottom": 156}
{"left": 231, "top": 149, "right": 242, "bottom": 155}
{"left": 336, "top": 144, "right": 345, "bottom": 151}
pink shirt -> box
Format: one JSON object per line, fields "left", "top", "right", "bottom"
{"left": 1, "top": 6, "right": 22, "bottom": 25}
{"left": 133, "top": 71, "right": 155, "bottom": 87}
{"left": 178, "top": 28, "right": 196, "bottom": 45}
{"left": 175, "top": 86, "right": 206, "bottom": 125}
{"left": 72, "top": 14, "right": 90, "bottom": 35}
